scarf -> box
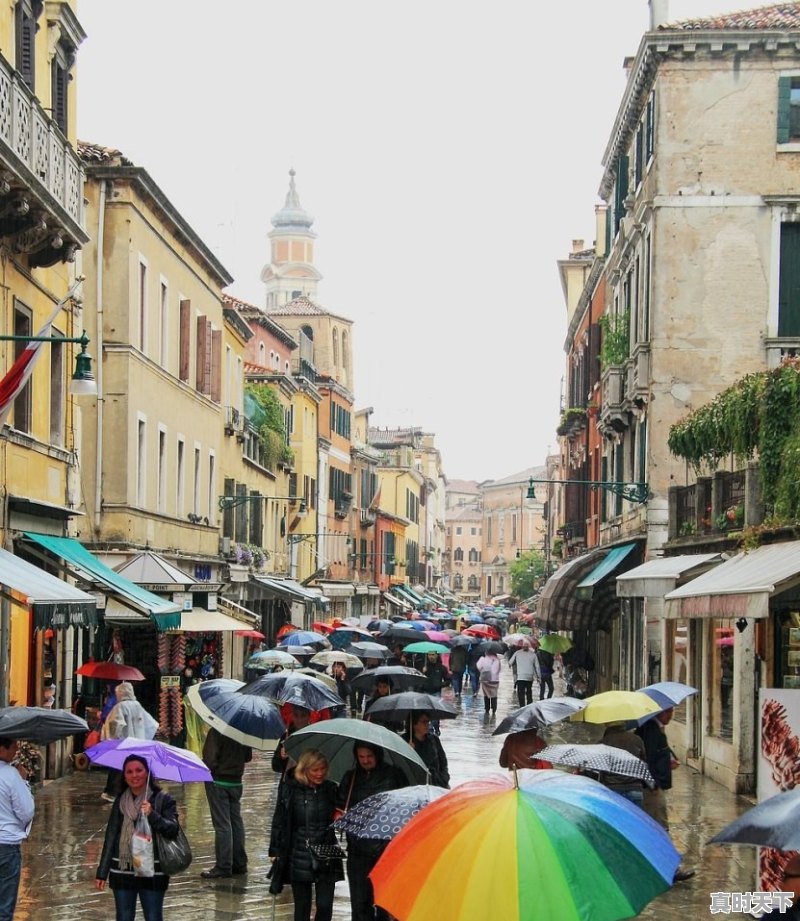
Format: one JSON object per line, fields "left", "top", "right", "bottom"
{"left": 117, "top": 786, "right": 150, "bottom": 871}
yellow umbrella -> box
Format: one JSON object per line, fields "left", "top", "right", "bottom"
{"left": 570, "top": 690, "right": 662, "bottom": 724}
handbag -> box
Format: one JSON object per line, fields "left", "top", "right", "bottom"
{"left": 155, "top": 823, "right": 192, "bottom": 875}
{"left": 308, "top": 841, "right": 346, "bottom": 863}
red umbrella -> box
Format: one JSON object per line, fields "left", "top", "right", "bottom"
{"left": 235, "top": 630, "right": 265, "bottom": 640}
{"left": 462, "top": 624, "right": 501, "bottom": 640}
{"left": 76, "top": 660, "right": 145, "bottom": 681}
{"left": 312, "top": 621, "right": 335, "bottom": 634}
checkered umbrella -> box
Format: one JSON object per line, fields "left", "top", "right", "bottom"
{"left": 536, "top": 743, "right": 656, "bottom": 788}
{"left": 334, "top": 784, "right": 449, "bottom": 840}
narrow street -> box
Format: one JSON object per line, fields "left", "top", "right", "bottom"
{"left": 16, "top": 669, "right": 755, "bottom": 920}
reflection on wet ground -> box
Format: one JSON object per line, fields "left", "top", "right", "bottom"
{"left": 17, "top": 668, "right": 754, "bottom": 919}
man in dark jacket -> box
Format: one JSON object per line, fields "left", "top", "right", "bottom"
{"left": 337, "top": 742, "right": 407, "bottom": 921}
{"left": 201, "top": 727, "right": 252, "bottom": 879}
{"left": 448, "top": 644, "right": 467, "bottom": 698}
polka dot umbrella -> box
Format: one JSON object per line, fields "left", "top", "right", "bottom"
{"left": 334, "top": 784, "right": 448, "bottom": 840}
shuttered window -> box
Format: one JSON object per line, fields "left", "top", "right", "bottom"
{"left": 779, "top": 222, "right": 800, "bottom": 336}
{"left": 51, "top": 60, "right": 67, "bottom": 134}
{"left": 15, "top": 2, "right": 36, "bottom": 91}
{"left": 179, "top": 299, "right": 191, "bottom": 382}
{"left": 777, "top": 76, "right": 800, "bottom": 143}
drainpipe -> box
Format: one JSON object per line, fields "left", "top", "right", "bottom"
{"left": 94, "top": 181, "right": 107, "bottom": 534}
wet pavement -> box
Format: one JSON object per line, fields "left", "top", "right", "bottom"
{"left": 16, "top": 668, "right": 757, "bottom": 920}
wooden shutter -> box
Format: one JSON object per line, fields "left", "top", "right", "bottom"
{"left": 778, "top": 76, "right": 792, "bottom": 144}
{"left": 196, "top": 317, "right": 207, "bottom": 393}
{"left": 779, "top": 223, "right": 800, "bottom": 336}
{"left": 51, "top": 62, "right": 67, "bottom": 134}
{"left": 235, "top": 483, "right": 248, "bottom": 543}
{"left": 16, "top": 5, "right": 35, "bottom": 91}
{"left": 210, "top": 329, "right": 222, "bottom": 403}
{"left": 223, "top": 477, "right": 235, "bottom": 538}
{"left": 179, "top": 299, "right": 191, "bottom": 382}
{"left": 249, "top": 492, "right": 262, "bottom": 545}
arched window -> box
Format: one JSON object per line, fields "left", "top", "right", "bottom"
{"left": 454, "top": 547, "right": 464, "bottom": 562}
{"left": 468, "top": 548, "right": 479, "bottom": 562}
{"left": 453, "top": 574, "right": 463, "bottom": 590}
{"left": 332, "top": 327, "right": 339, "bottom": 367}
{"left": 342, "top": 330, "right": 349, "bottom": 372}
{"left": 468, "top": 575, "right": 479, "bottom": 591}
{"left": 258, "top": 343, "right": 266, "bottom": 366}
{"left": 302, "top": 324, "right": 314, "bottom": 342}
{"left": 285, "top": 361, "right": 290, "bottom": 374}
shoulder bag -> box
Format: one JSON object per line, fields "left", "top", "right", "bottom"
{"left": 154, "top": 794, "right": 192, "bottom": 875}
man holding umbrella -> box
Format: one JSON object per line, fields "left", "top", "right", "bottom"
{"left": 0, "top": 737, "right": 35, "bottom": 921}
{"left": 201, "top": 727, "right": 252, "bottom": 879}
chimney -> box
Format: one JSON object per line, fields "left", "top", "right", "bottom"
{"left": 571, "top": 239, "right": 584, "bottom": 254}
{"left": 649, "top": 0, "right": 669, "bottom": 29}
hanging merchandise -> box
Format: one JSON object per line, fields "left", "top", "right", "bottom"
{"left": 157, "top": 634, "right": 170, "bottom": 675}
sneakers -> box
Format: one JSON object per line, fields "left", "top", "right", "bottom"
{"left": 100, "top": 792, "right": 115, "bottom": 803}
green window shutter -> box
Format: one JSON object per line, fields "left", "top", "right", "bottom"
{"left": 778, "top": 76, "right": 791, "bottom": 143}
{"left": 779, "top": 223, "right": 800, "bottom": 336}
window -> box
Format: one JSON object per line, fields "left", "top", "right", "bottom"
{"left": 470, "top": 527, "right": 477, "bottom": 535}
{"left": 779, "top": 222, "right": 800, "bottom": 335}
{"left": 12, "top": 302, "right": 32, "bottom": 433}
{"left": 49, "top": 331, "right": 64, "bottom": 446}
{"left": 159, "top": 281, "right": 168, "bottom": 369}
{"left": 138, "top": 260, "right": 148, "bottom": 353}
{"left": 51, "top": 49, "right": 68, "bottom": 135}
{"left": 196, "top": 316, "right": 211, "bottom": 395}
{"left": 777, "top": 76, "right": 800, "bottom": 143}
{"left": 179, "top": 299, "right": 191, "bottom": 383}
{"left": 207, "top": 452, "right": 215, "bottom": 522}
{"left": 468, "top": 548, "right": 479, "bottom": 563}
{"left": 332, "top": 327, "right": 339, "bottom": 367}
{"left": 453, "top": 574, "right": 463, "bottom": 590}
{"left": 157, "top": 428, "right": 167, "bottom": 513}
{"left": 455, "top": 526, "right": 462, "bottom": 535}
{"left": 193, "top": 446, "right": 201, "bottom": 516}
{"left": 342, "top": 330, "right": 349, "bottom": 374}
{"left": 176, "top": 437, "right": 185, "bottom": 517}
{"left": 137, "top": 417, "right": 147, "bottom": 506}
{"left": 453, "top": 547, "right": 464, "bottom": 562}
{"left": 711, "top": 618, "right": 734, "bottom": 741}
{"left": 15, "top": 0, "right": 38, "bottom": 92}
{"left": 468, "top": 575, "right": 479, "bottom": 591}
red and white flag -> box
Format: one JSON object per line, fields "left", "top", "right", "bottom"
{"left": 0, "top": 299, "right": 63, "bottom": 426}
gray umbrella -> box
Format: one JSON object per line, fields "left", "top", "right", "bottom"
{"left": 536, "top": 743, "right": 656, "bottom": 788}
{"left": 334, "top": 784, "right": 448, "bottom": 840}
{"left": 283, "top": 718, "right": 429, "bottom": 784}
{"left": 493, "top": 698, "right": 588, "bottom": 735}
{"left": 350, "top": 666, "right": 425, "bottom": 693}
{"left": 709, "top": 788, "right": 800, "bottom": 850}
{"left": 0, "top": 707, "right": 89, "bottom": 744}
{"left": 366, "top": 692, "right": 458, "bottom": 722}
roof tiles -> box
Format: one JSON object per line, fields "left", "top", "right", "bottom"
{"left": 665, "top": 2, "right": 800, "bottom": 31}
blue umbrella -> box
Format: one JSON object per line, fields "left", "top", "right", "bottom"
{"left": 239, "top": 672, "right": 343, "bottom": 711}
{"left": 281, "top": 631, "right": 328, "bottom": 648}
{"left": 394, "top": 621, "right": 427, "bottom": 631}
{"left": 186, "top": 679, "right": 284, "bottom": 750}
{"left": 638, "top": 681, "right": 697, "bottom": 710}
{"left": 328, "top": 626, "right": 374, "bottom": 649}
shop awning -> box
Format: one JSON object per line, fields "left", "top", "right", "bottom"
{"left": 617, "top": 554, "right": 722, "bottom": 598}
{"left": 576, "top": 543, "right": 639, "bottom": 599}
{"left": 318, "top": 581, "right": 355, "bottom": 598}
{"left": 392, "top": 586, "right": 421, "bottom": 607}
{"left": 0, "top": 547, "right": 96, "bottom": 629}
{"left": 170, "top": 608, "right": 256, "bottom": 632}
{"left": 23, "top": 533, "right": 181, "bottom": 629}
{"left": 664, "top": 542, "right": 800, "bottom": 620}
{"left": 402, "top": 585, "right": 426, "bottom": 604}
{"left": 115, "top": 551, "right": 196, "bottom": 590}
{"left": 252, "top": 576, "right": 321, "bottom": 603}
{"left": 384, "top": 591, "right": 411, "bottom": 610}
{"left": 538, "top": 542, "right": 643, "bottom": 633}
{"left": 217, "top": 596, "right": 260, "bottom": 627}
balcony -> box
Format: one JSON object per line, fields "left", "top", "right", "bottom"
{"left": 626, "top": 345, "right": 650, "bottom": 408}
{"left": 599, "top": 366, "right": 629, "bottom": 433}
{"left": 359, "top": 507, "right": 376, "bottom": 527}
{"left": 668, "top": 466, "right": 760, "bottom": 542}
{"left": 0, "top": 52, "right": 86, "bottom": 265}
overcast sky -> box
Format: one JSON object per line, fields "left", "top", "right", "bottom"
{"left": 77, "top": 0, "right": 732, "bottom": 482}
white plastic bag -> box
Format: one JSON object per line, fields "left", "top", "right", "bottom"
{"left": 132, "top": 812, "right": 155, "bottom": 877}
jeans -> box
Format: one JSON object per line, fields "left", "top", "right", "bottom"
{"left": 291, "top": 878, "right": 336, "bottom": 921}
{"left": 112, "top": 886, "right": 165, "bottom": 921}
{"left": 205, "top": 781, "right": 247, "bottom": 872}
{"left": 539, "top": 674, "right": 554, "bottom": 699}
{"left": 451, "top": 672, "right": 464, "bottom": 696}
{"left": 516, "top": 680, "right": 534, "bottom": 707}
{"left": 467, "top": 668, "right": 480, "bottom": 694}
{"left": 616, "top": 788, "right": 644, "bottom": 808}
{"left": 0, "top": 843, "right": 21, "bottom": 921}
{"left": 348, "top": 852, "right": 391, "bottom": 921}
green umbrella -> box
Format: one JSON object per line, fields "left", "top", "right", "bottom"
{"left": 538, "top": 634, "right": 573, "bottom": 655}
{"left": 283, "top": 717, "right": 429, "bottom": 784}
{"left": 403, "top": 641, "right": 449, "bottom": 655}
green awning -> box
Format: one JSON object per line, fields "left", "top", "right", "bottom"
{"left": 23, "top": 533, "right": 181, "bottom": 630}
{"left": 392, "top": 586, "right": 421, "bottom": 607}
{"left": 402, "top": 586, "right": 427, "bottom": 604}
{"left": 576, "top": 543, "right": 639, "bottom": 601}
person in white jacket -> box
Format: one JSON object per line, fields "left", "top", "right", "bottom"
{"left": 100, "top": 681, "right": 158, "bottom": 801}
{"left": 508, "top": 641, "right": 541, "bottom": 707}
{"left": 475, "top": 651, "right": 502, "bottom": 716}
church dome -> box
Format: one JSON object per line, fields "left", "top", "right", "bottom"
{"left": 271, "top": 168, "right": 314, "bottom": 231}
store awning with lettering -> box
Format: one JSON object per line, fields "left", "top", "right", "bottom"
{"left": 23, "top": 533, "right": 181, "bottom": 630}
{"left": 0, "top": 547, "right": 96, "bottom": 629}
{"left": 664, "top": 542, "right": 800, "bottom": 620}
{"left": 617, "top": 554, "right": 722, "bottom": 598}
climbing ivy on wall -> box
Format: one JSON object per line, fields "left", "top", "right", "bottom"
{"left": 667, "top": 358, "right": 800, "bottom": 517}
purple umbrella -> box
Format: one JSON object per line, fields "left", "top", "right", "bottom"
{"left": 85, "top": 738, "right": 212, "bottom": 782}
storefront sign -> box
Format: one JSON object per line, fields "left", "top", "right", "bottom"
{"left": 160, "top": 675, "right": 181, "bottom": 689}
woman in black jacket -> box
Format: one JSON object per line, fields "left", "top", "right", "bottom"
{"left": 410, "top": 711, "right": 450, "bottom": 788}
{"left": 269, "top": 749, "right": 343, "bottom": 921}
{"left": 95, "top": 754, "right": 180, "bottom": 921}
{"left": 336, "top": 742, "right": 407, "bottom": 921}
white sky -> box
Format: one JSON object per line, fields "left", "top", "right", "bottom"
{"left": 77, "top": 0, "right": 732, "bottom": 482}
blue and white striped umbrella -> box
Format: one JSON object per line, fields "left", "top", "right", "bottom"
{"left": 186, "top": 679, "right": 284, "bottom": 750}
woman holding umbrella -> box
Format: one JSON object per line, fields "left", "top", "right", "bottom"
{"left": 336, "top": 742, "right": 407, "bottom": 921}
{"left": 409, "top": 711, "right": 449, "bottom": 788}
{"left": 269, "top": 749, "right": 343, "bottom": 921}
{"left": 95, "top": 754, "right": 180, "bottom": 921}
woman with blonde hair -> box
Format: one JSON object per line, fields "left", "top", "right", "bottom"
{"left": 269, "top": 749, "right": 343, "bottom": 921}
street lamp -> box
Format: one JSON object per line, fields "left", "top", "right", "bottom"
{"left": 218, "top": 494, "right": 307, "bottom": 512}
{"left": 526, "top": 476, "right": 650, "bottom": 505}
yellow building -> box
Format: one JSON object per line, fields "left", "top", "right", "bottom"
{"left": 0, "top": 2, "right": 92, "bottom": 715}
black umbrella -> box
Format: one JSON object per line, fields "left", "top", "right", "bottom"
{"left": 334, "top": 784, "right": 448, "bottom": 840}
{"left": 239, "top": 673, "right": 343, "bottom": 711}
{"left": 380, "top": 626, "right": 427, "bottom": 646}
{"left": 365, "top": 692, "right": 458, "bottom": 722}
{"left": 350, "top": 666, "right": 426, "bottom": 693}
{"left": 473, "top": 640, "right": 506, "bottom": 655}
{"left": 709, "top": 788, "right": 800, "bottom": 850}
{"left": 449, "top": 634, "right": 479, "bottom": 648}
{"left": 0, "top": 707, "right": 89, "bottom": 744}
{"left": 493, "top": 698, "right": 589, "bottom": 735}
{"left": 349, "top": 641, "right": 391, "bottom": 661}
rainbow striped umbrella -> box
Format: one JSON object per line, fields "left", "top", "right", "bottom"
{"left": 370, "top": 771, "right": 679, "bottom": 921}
